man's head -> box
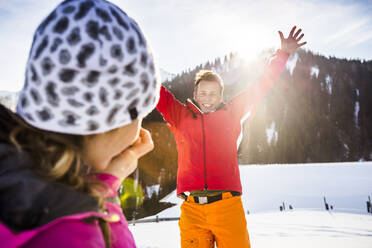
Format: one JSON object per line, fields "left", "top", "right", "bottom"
{"left": 193, "top": 70, "right": 224, "bottom": 113}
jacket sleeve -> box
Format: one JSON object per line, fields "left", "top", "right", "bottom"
{"left": 19, "top": 174, "right": 135, "bottom": 248}
{"left": 23, "top": 214, "right": 136, "bottom": 248}
{"left": 23, "top": 220, "right": 108, "bottom": 248}
{"left": 156, "top": 85, "right": 184, "bottom": 127}
{"left": 230, "top": 49, "right": 290, "bottom": 119}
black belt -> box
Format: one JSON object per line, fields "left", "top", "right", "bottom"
{"left": 188, "top": 191, "right": 241, "bottom": 205}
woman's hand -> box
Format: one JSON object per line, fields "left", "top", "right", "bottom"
{"left": 101, "top": 128, "right": 154, "bottom": 181}
{"left": 279, "top": 26, "right": 307, "bottom": 55}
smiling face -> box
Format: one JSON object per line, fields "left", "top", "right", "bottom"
{"left": 194, "top": 80, "right": 223, "bottom": 113}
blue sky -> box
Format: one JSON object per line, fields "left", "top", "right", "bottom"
{"left": 0, "top": 0, "right": 371, "bottom": 92}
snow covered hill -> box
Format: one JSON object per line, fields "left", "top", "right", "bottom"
{"left": 129, "top": 162, "right": 372, "bottom": 248}
{"left": 160, "top": 68, "right": 175, "bottom": 82}
{"left": 0, "top": 91, "right": 18, "bottom": 111}
{"left": 144, "top": 162, "right": 372, "bottom": 218}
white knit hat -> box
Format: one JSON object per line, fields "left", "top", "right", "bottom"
{"left": 17, "top": 0, "right": 160, "bottom": 135}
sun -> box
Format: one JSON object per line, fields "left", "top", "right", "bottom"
{"left": 200, "top": 12, "right": 273, "bottom": 63}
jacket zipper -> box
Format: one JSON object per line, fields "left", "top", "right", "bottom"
{"left": 201, "top": 115, "right": 208, "bottom": 190}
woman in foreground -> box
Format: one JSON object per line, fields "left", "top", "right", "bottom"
{"left": 0, "top": 0, "right": 160, "bottom": 247}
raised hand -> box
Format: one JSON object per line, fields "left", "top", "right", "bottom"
{"left": 278, "top": 26, "right": 307, "bottom": 55}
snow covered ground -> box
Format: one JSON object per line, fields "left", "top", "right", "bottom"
{"left": 130, "top": 210, "right": 372, "bottom": 248}
{"left": 129, "top": 162, "right": 372, "bottom": 247}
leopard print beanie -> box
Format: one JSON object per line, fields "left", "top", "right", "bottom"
{"left": 16, "top": 0, "right": 160, "bottom": 135}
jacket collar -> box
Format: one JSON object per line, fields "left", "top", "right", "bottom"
{"left": 186, "top": 99, "right": 202, "bottom": 114}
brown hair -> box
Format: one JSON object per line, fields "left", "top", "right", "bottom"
{"left": 9, "top": 115, "right": 111, "bottom": 247}
{"left": 194, "top": 70, "right": 224, "bottom": 93}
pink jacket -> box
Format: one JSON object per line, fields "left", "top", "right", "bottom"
{"left": 0, "top": 173, "right": 136, "bottom": 248}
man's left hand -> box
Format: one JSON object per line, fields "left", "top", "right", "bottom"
{"left": 279, "top": 26, "right": 307, "bottom": 54}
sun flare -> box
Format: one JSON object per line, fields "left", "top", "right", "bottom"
{"left": 198, "top": 12, "right": 274, "bottom": 63}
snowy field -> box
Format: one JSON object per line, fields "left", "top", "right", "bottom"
{"left": 129, "top": 162, "right": 372, "bottom": 247}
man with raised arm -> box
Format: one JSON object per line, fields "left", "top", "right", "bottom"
{"left": 157, "top": 26, "right": 306, "bottom": 248}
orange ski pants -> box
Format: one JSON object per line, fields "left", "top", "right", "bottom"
{"left": 179, "top": 192, "right": 251, "bottom": 248}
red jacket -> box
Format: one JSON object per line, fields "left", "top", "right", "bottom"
{"left": 156, "top": 50, "right": 289, "bottom": 195}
